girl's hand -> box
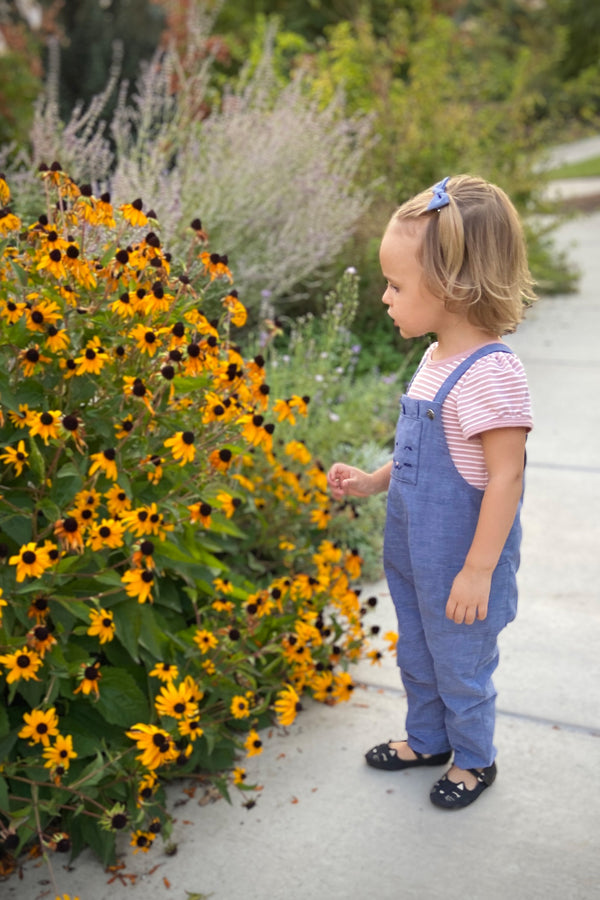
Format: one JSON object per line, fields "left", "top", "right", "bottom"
{"left": 326, "top": 463, "right": 373, "bottom": 500}
{"left": 445, "top": 565, "right": 492, "bottom": 625}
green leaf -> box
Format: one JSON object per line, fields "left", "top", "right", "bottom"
{"left": 80, "top": 814, "right": 117, "bottom": 867}
{"left": 0, "top": 701, "right": 10, "bottom": 737}
{"left": 138, "top": 605, "right": 168, "bottom": 657}
{"left": 111, "top": 601, "right": 142, "bottom": 662}
{"left": 94, "top": 667, "right": 150, "bottom": 727}
{"left": 0, "top": 776, "right": 9, "bottom": 814}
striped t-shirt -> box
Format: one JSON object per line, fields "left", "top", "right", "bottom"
{"left": 407, "top": 342, "right": 533, "bottom": 488}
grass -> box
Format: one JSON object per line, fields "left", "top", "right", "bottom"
{"left": 550, "top": 155, "right": 600, "bottom": 179}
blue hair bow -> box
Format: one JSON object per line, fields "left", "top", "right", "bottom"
{"left": 427, "top": 176, "right": 450, "bottom": 211}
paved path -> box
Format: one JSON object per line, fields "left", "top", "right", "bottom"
{"left": 7, "top": 191, "right": 600, "bottom": 900}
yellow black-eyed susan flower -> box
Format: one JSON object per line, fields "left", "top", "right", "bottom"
{"left": 26, "top": 623, "right": 57, "bottom": 657}
{"left": 104, "top": 484, "right": 132, "bottom": 516}
{"left": 125, "top": 723, "right": 178, "bottom": 770}
{"left": 87, "top": 518, "right": 125, "bottom": 552}
{"left": 8, "top": 403, "right": 34, "bottom": 429}
{"left": 137, "top": 771, "right": 158, "bottom": 804}
{"left": 54, "top": 516, "right": 85, "bottom": 553}
{"left": 42, "top": 734, "right": 77, "bottom": 770}
{"left": 87, "top": 608, "right": 116, "bottom": 644}
{"left": 285, "top": 440, "right": 312, "bottom": 465}
{"left": 88, "top": 448, "right": 118, "bottom": 481}
{"left": 209, "top": 447, "right": 235, "bottom": 473}
{"left": 44, "top": 324, "right": 70, "bottom": 353}
{"left": 19, "top": 344, "right": 52, "bottom": 378}
{"left": 332, "top": 672, "right": 355, "bottom": 703}
{"left": 120, "top": 198, "right": 148, "bottom": 227}
{"left": 25, "top": 297, "right": 62, "bottom": 334}
{"left": 73, "top": 661, "right": 102, "bottom": 697}
{"left": 367, "top": 649, "right": 383, "bottom": 666}
{"left": 239, "top": 412, "right": 275, "bottom": 451}
{"left": 28, "top": 409, "right": 62, "bottom": 445}
{"left": 0, "top": 440, "right": 28, "bottom": 476}
{"left": 344, "top": 547, "right": 363, "bottom": 579}
{"left": 200, "top": 251, "right": 233, "bottom": 282}
{"left": 188, "top": 501, "right": 212, "bottom": 527}
{"left": 154, "top": 680, "right": 198, "bottom": 720}
{"left": 274, "top": 684, "right": 302, "bottom": 727}
{"left": 18, "top": 707, "right": 59, "bottom": 746}
{"left": 0, "top": 208, "right": 21, "bottom": 234}
{"left": 129, "top": 323, "right": 168, "bottom": 357}
{"left": 384, "top": 630, "right": 398, "bottom": 654}
{"left": 233, "top": 766, "right": 247, "bottom": 785}
{"left": 130, "top": 830, "right": 154, "bottom": 854}
{"left": 110, "top": 290, "right": 136, "bottom": 318}
{"left": 0, "top": 646, "right": 43, "bottom": 683}
{"left": 0, "top": 298, "right": 26, "bottom": 324}
{"left": 178, "top": 716, "right": 203, "bottom": 741}
{"left": 311, "top": 671, "right": 335, "bottom": 703}
{"left": 121, "top": 566, "right": 155, "bottom": 604}
{"left": 149, "top": 661, "right": 179, "bottom": 682}
{"left": 244, "top": 729, "right": 263, "bottom": 758}
{"left": 230, "top": 695, "right": 251, "bottom": 719}
{"left": 193, "top": 628, "right": 218, "bottom": 653}
{"left": 9, "top": 542, "right": 52, "bottom": 582}
{"left": 222, "top": 291, "right": 247, "bottom": 327}
{"left": 114, "top": 416, "right": 134, "bottom": 440}
{"left": 164, "top": 430, "right": 196, "bottom": 465}
{"left": 74, "top": 336, "right": 108, "bottom": 376}
{"left": 36, "top": 247, "right": 67, "bottom": 279}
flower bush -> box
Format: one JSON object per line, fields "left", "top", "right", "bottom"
{"left": 0, "top": 167, "right": 378, "bottom": 873}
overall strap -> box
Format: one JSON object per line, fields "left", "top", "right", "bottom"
{"left": 433, "top": 343, "right": 513, "bottom": 405}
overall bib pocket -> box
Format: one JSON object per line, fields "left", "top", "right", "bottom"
{"left": 391, "top": 414, "right": 422, "bottom": 485}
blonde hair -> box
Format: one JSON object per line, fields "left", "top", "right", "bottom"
{"left": 389, "top": 174, "right": 536, "bottom": 334}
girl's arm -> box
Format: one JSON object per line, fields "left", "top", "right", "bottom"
{"left": 445, "top": 426, "right": 527, "bottom": 625}
{"left": 327, "top": 460, "right": 393, "bottom": 501}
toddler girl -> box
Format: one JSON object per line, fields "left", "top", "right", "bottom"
{"left": 327, "top": 175, "right": 534, "bottom": 809}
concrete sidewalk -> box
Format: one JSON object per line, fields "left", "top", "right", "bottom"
{"left": 8, "top": 214, "right": 600, "bottom": 900}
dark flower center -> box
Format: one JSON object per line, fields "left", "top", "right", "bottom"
{"left": 62, "top": 414, "right": 79, "bottom": 431}
{"left": 17, "top": 654, "right": 31, "bottom": 668}
{"left": 22, "top": 550, "right": 36, "bottom": 564}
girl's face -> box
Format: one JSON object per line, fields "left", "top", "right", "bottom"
{"left": 379, "top": 221, "right": 448, "bottom": 339}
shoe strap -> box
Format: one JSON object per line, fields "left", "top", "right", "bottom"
{"left": 469, "top": 766, "right": 495, "bottom": 786}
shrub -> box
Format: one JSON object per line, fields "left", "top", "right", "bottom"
{"left": 0, "top": 168, "right": 379, "bottom": 873}
{"left": 5, "top": 11, "right": 373, "bottom": 313}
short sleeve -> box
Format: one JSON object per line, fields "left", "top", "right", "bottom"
{"left": 454, "top": 352, "right": 533, "bottom": 440}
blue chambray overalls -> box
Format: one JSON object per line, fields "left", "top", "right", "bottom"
{"left": 383, "top": 343, "right": 522, "bottom": 771}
